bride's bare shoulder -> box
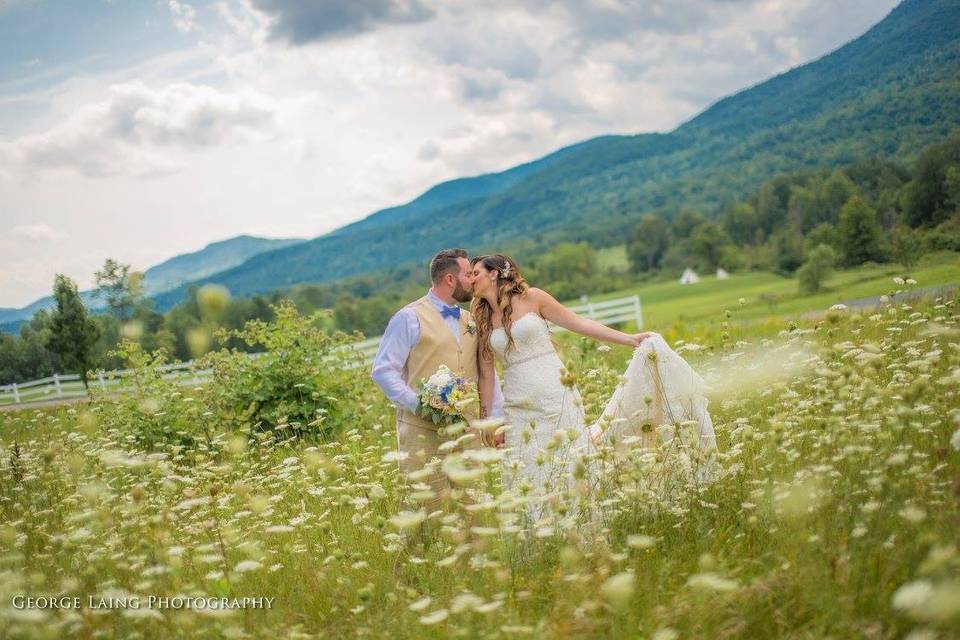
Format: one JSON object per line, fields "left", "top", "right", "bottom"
{"left": 525, "top": 287, "right": 559, "bottom": 303}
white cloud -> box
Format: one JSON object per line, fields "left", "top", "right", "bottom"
{"left": 168, "top": 1, "right": 198, "bottom": 34}
{"left": 0, "top": 0, "right": 902, "bottom": 306}
{"left": 0, "top": 81, "right": 280, "bottom": 178}
{"left": 8, "top": 224, "right": 64, "bottom": 243}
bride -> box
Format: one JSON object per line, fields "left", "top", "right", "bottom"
{"left": 469, "top": 254, "right": 717, "bottom": 519}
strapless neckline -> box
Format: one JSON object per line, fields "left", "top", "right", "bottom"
{"left": 491, "top": 312, "right": 543, "bottom": 334}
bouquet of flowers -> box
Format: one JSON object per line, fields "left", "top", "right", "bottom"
{"left": 415, "top": 365, "right": 479, "bottom": 426}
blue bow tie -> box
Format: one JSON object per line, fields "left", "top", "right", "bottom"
{"left": 440, "top": 304, "right": 461, "bottom": 320}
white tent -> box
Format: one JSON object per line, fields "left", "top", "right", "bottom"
{"left": 716, "top": 267, "right": 730, "bottom": 279}
{"left": 680, "top": 268, "right": 700, "bottom": 285}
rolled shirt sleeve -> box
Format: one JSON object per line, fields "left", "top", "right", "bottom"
{"left": 370, "top": 308, "right": 420, "bottom": 412}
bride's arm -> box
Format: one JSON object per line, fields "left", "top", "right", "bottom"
{"left": 476, "top": 348, "right": 498, "bottom": 446}
{"left": 477, "top": 347, "right": 496, "bottom": 420}
{"left": 532, "top": 288, "right": 655, "bottom": 347}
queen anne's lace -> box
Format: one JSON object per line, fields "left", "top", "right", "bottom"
{"left": 491, "top": 313, "right": 588, "bottom": 521}
{"left": 489, "top": 313, "right": 717, "bottom": 522}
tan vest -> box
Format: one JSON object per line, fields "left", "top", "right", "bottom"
{"left": 397, "top": 296, "right": 478, "bottom": 430}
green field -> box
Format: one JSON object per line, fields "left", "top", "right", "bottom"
{"left": 589, "top": 250, "right": 960, "bottom": 330}
{"left": 596, "top": 245, "right": 630, "bottom": 271}
{"left": 2, "top": 287, "right": 958, "bottom": 639}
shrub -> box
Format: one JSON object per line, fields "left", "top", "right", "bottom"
{"left": 92, "top": 302, "right": 380, "bottom": 451}
{"left": 93, "top": 340, "right": 205, "bottom": 451}
{"left": 200, "top": 301, "right": 371, "bottom": 442}
{"left": 796, "top": 244, "right": 836, "bottom": 294}
{"left": 890, "top": 225, "right": 925, "bottom": 271}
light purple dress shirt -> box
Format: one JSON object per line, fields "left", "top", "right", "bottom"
{"left": 371, "top": 289, "right": 504, "bottom": 416}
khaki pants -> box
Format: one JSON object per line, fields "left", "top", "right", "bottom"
{"left": 396, "top": 412, "right": 480, "bottom": 506}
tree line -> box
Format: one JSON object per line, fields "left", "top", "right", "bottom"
{"left": 0, "top": 239, "right": 635, "bottom": 386}
{"left": 2, "top": 134, "right": 958, "bottom": 386}
{"left": 626, "top": 133, "right": 960, "bottom": 292}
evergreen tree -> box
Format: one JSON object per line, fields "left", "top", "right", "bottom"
{"left": 94, "top": 258, "right": 144, "bottom": 321}
{"left": 46, "top": 274, "right": 100, "bottom": 391}
{"left": 836, "top": 195, "right": 885, "bottom": 267}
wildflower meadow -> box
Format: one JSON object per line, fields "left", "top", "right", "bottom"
{"left": 1, "top": 284, "right": 958, "bottom": 639}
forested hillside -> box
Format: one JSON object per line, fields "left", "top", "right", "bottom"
{"left": 151, "top": 0, "right": 960, "bottom": 310}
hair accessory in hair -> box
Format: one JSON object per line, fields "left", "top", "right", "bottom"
{"left": 500, "top": 261, "right": 512, "bottom": 279}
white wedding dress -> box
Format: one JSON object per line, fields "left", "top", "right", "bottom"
{"left": 489, "top": 312, "right": 717, "bottom": 522}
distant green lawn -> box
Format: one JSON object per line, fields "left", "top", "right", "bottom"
{"left": 586, "top": 250, "right": 960, "bottom": 329}
{"left": 596, "top": 244, "right": 630, "bottom": 271}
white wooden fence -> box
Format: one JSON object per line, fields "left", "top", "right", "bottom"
{"left": 0, "top": 294, "right": 642, "bottom": 407}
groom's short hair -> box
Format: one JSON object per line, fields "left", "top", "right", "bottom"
{"left": 430, "top": 248, "right": 468, "bottom": 284}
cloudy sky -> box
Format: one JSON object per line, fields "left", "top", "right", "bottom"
{"left": 0, "top": 0, "right": 901, "bottom": 307}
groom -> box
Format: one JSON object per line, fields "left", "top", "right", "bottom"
{"left": 371, "top": 248, "right": 504, "bottom": 499}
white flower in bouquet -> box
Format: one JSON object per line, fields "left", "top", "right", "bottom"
{"left": 426, "top": 365, "right": 455, "bottom": 389}
{"left": 416, "top": 364, "right": 478, "bottom": 426}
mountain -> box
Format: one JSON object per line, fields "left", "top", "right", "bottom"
{"left": 140, "top": 234, "right": 304, "bottom": 295}
{"left": 0, "top": 235, "right": 304, "bottom": 329}
{"left": 144, "top": 0, "right": 960, "bottom": 310}
{"left": 150, "top": 143, "right": 595, "bottom": 309}
{"left": 0, "top": 291, "right": 104, "bottom": 331}
{"left": 330, "top": 145, "right": 589, "bottom": 236}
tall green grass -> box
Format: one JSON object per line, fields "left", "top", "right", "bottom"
{"left": 1, "top": 287, "right": 958, "bottom": 639}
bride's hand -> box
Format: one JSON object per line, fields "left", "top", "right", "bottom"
{"left": 628, "top": 331, "right": 657, "bottom": 347}
{"left": 477, "top": 428, "right": 494, "bottom": 447}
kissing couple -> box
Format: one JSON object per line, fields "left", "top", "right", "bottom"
{"left": 372, "top": 248, "right": 717, "bottom": 512}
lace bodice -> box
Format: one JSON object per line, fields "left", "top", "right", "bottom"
{"left": 489, "top": 312, "right": 557, "bottom": 369}
{"left": 488, "top": 313, "right": 585, "bottom": 521}
{"left": 485, "top": 312, "right": 718, "bottom": 525}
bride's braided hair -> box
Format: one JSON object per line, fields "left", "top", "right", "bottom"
{"left": 470, "top": 254, "right": 528, "bottom": 362}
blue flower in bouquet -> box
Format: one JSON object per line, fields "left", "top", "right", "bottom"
{"left": 415, "top": 365, "right": 479, "bottom": 426}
